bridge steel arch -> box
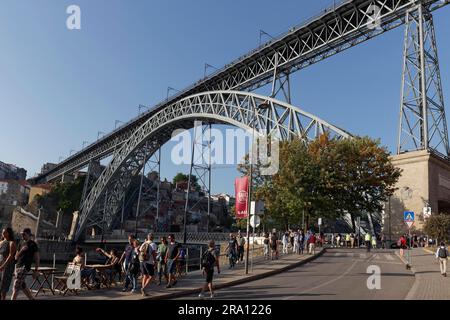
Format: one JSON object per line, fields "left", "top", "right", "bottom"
{"left": 73, "top": 91, "right": 352, "bottom": 241}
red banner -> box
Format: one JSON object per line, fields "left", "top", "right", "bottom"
{"left": 235, "top": 176, "right": 249, "bottom": 219}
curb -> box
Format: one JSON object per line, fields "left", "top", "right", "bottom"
{"left": 147, "top": 249, "right": 326, "bottom": 300}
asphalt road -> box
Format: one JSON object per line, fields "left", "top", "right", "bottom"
{"left": 178, "top": 248, "right": 415, "bottom": 300}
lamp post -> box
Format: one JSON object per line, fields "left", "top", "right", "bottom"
{"left": 115, "top": 120, "right": 124, "bottom": 129}
{"left": 245, "top": 101, "right": 269, "bottom": 275}
{"left": 97, "top": 131, "right": 105, "bottom": 140}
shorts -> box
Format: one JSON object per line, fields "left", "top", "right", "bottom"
{"left": 13, "top": 266, "right": 29, "bottom": 290}
{"left": 140, "top": 262, "right": 155, "bottom": 276}
{"left": 167, "top": 259, "right": 176, "bottom": 275}
{"left": 205, "top": 269, "right": 214, "bottom": 283}
{"left": 157, "top": 261, "right": 167, "bottom": 276}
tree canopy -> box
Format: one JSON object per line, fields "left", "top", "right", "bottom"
{"left": 236, "top": 135, "right": 401, "bottom": 231}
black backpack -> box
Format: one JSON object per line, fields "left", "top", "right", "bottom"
{"left": 438, "top": 247, "right": 448, "bottom": 259}
{"left": 201, "top": 249, "right": 216, "bottom": 270}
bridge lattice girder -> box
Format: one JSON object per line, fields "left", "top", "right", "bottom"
{"left": 73, "top": 91, "right": 352, "bottom": 241}
{"left": 35, "top": 0, "right": 449, "bottom": 183}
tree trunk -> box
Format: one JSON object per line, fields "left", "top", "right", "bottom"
{"left": 350, "top": 212, "right": 356, "bottom": 233}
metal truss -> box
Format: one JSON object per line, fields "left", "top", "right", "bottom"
{"left": 73, "top": 91, "right": 352, "bottom": 241}
{"left": 134, "top": 148, "right": 162, "bottom": 233}
{"left": 183, "top": 122, "right": 212, "bottom": 243}
{"left": 397, "top": 3, "right": 449, "bottom": 156}
{"left": 35, "top": 0, "right": 449, "bottom": 184}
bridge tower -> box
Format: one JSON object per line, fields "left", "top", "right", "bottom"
{"left": 387, "top": 3, "right": 450, "bottom": 237}
{"left": 398, "top": 3, "right": 449, "bottom": 156}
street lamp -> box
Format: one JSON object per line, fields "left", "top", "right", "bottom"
{"left": 139, "top": 104, "right": 149, "bottom": 115}
{"left": 204, "top": 63, "right": 218, "bottom": 78}
{"left": 97, "top": 131, "right": 105, "bottom": 140}
{"left": 245, "top": 101, "right": 270, "bottom": 275}
{"left": 166, "top": 87, "right": 180, "bottom": 101}
{"left": 115, "top": 120, "right": 124, "bottom": 129}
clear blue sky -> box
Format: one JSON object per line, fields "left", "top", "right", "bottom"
{"left": 1, "top": 0, "right": 450, "bottom": 195}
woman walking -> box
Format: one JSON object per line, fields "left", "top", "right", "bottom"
{"left": 0, "top": 227, "right": 16, "bottom": 300}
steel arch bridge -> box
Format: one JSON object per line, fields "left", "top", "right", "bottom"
{"left": 74, "top": 91, "right": 351, "bottom": 241}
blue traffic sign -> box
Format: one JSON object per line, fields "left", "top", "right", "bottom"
{"left": 404, "top": 211, "right": 415, "bottom": 229}
{"left": 404, "top": 211, "right": 415, "bottom": 222}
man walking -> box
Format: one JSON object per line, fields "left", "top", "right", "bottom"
{"left": 199, "top": 240, "right": 220, "bottom": 299}
{"left": 435, "top": 242, "right": 449, "bottom": 277}
{"left": 165, "top": 234, "right": 180, "bottom": 288}
{"left": 139, "top": 233, "right": 157, "bottom": 296}
{"left": 236, "top": 231, "right": 245, "bottom": 264}
{"left": 11, "top": 228, "right": 40, "bottom": 300}
{"left": 120, "top": 234, "right": 136, "bottom": 292}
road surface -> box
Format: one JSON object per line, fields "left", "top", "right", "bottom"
{"left": 178, "top": 248, "right": 414, "bottom": 300}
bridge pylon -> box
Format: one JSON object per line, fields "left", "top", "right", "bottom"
{"left": 398, "top": 3, "right": 449, "bottom": 157}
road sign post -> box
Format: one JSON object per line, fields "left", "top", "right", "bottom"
{"left": 404, "top": 211, "right": 415, "bottom": 269}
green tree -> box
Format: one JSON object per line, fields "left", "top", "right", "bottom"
{"left": 172, "top": 173, "right": 201, "bottom": 191}
{"left": 239, "top": 135, "right": 402, "bottom": 232}
{"left": 424, "top": 214, "right": 450, "bottom": 243}
{"left": 309, "top": 136, "right": 402, "bottom": 232}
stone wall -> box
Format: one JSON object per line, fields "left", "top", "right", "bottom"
{"left": 385, "top": 150, "right": 450, "bottom": 237}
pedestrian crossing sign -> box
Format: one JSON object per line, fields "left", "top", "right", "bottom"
{"left": 404, "top": 211, "right": 415, "bottom": 229}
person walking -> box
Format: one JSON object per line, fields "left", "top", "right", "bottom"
{"left": 199, "top": 240, "right": 220, "bottom": 299}
{"left": 128, "top": 239, "right": 140, "bottom": 293}
{"left": 293, "top": 232, "right": 299, "bottom": 254}
{"left": 0, "top": 227, "right": 16, "bottom": 300}
{"left": 435, "top": 242, "right": 449, "bottom": 277}
{"left": 350, "top": 233, "right": 355, "bottom": 249}
{"left": 263, "top": 233, "right": 270, "bottom": 260}
{"left": 282, "top": 232, "right": 289, "bottom": 254}
{"left": 11, "top": 228, "right": 40, "bottom": 300}
{"left": 398, "top": 234, "right": 407, "bottom": 257}
{"left": 139, "top": 233, "right": 157, "bottom": 296}
{"left": 308, "top": 232, "right": 316, "bottom": 255}
{"left": 365, "top": 233, "right": 372, "bottom": 253}
{"left": 345, "top": 233, "right": 351, "bottom": 247}
{"left": 225, "top": 234, "right": 238, "bottom": 269}
{"left": 298, "top": 230, "right": 304, "bottom": 254}
{"left": 372, "top": 234, "right": 378, "bottom": 250}
{"left": 336, "top": 234, "right": 341, "bottom": 248}
{"left": 156, "top": 237, "right": 169, "bottom": 286}
{"left": 270, "top": 231, "right": 279, "bottom": 260}
{"left": 381, "top": 234, "right": 386, "bottom": 249}
{"left": 236, "top": 231, "right": 246, "bottom": 264}
{"left": 165, "top": 234, "right": 181, "bottom": 288}
{"left": 120, "top": 234, "right": 136, "bottom": 292}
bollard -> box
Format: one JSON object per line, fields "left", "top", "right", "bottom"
{"left": 199, "top": 246, "right": 203, "bottom": 271}
{"left": 186, "top": 248, "right": 189, "bottom": 275}
{"left": 52, "top": 253, "right": 56, "bottom": 290}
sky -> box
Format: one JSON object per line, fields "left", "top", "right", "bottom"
{"left": 1, "top": 0, "right": 450, "bottom": 195}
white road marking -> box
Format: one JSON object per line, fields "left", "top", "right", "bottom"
{"left": 385, "top": 254, "right": 395, "bottom": 261}
{"left": 359, "top": 253, "right": 367, "bottom": 259}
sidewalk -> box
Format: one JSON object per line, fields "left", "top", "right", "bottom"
{"left": 23, "top": 249, "right": 325, "bottom": 300}
{"left": 398, "top": 248, "right": 450, "bottom": 300}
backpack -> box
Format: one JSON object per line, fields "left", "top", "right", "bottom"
{"left": 438, "top": 247, "right": 448, "bottom": 259}
{"left": 139, "top": 242, "right": 149, "bottom": 262}
{"left": 201, "top": 249, "right": 216, "bottom": 270}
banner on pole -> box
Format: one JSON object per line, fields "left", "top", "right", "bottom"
{"left": 235, "top": 176, "right": 249, "bottom": 219}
